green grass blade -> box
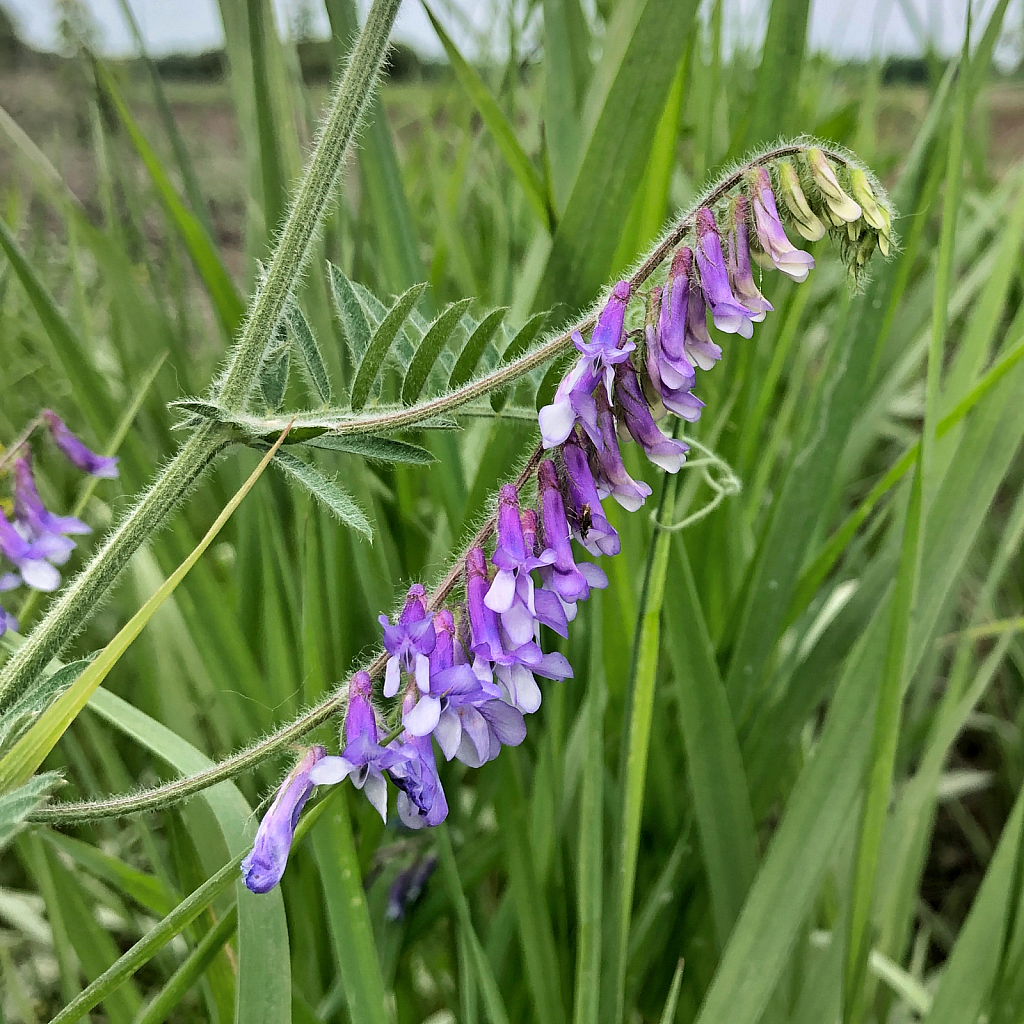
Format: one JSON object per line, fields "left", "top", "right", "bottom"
{"left": 573, "top": 598, "right": 605, "bottom": 1024}
{"left": 0, "top": 215, "right": 113, "bottom": 438}
{"left": 45, "top": 792, "right": 337, "bottom": 1024}
{"left": 246, "top": 0, "right": 287, "bottom": 234}
{"left": 436, "top": 824, "right": 513, "bottom": 1024}
{"left": 743, "top": 0, "right": 811, "bottom": 148}
{"left": 134, "top": 906, "right": 238, "bottom": 1024}
{"left": 533, "top": 0, "right": 698, "bottom": 312}
{"left": 326, "top": 0, "right": 427, "bottom": 293}
{"left": 41, "top": 831, "right": 179, "bottom": 917}
{"left": 0, "top": 430, "right": 288, "bottom": 791}
{"left": 423, "top": 2, "right": 554, "bottom": 231}
{"left": 844, "top": 29, "right": 968, "bottom": 1018}
{"left": 665, "top": 538, "right": 757, "bottom": 950}
{"left": 312, "top": 797, "right": 391, "bottom": 1024}
{"left": 605, "top": 473, "right": 677, "bottom": 1024}
{"left": 496, "top": 753, "right": 567, "bottom": 1024}
{"left": 541, "top": 0, "right": 590, "bottom": 209}
{"left": 658, "top": 960, "right": 686, "bottom": 1024}
{"left": 93, "top": 62, "right": 244, "bottom": 336}
{"left": 87, "top": 686, "right": 292, "bottom": 1024}
{"left": 924, "top": 788, "right": 1024, "bottom": 1024}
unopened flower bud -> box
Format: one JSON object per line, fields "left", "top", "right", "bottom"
{"left": 776, "top": 160, "right": 826, "bottom": 242}
{"left": 805, "top": 149, "right": 862, "bottom": 224}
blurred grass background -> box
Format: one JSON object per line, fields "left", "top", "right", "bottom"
{"left": 3, "top": 1, "right": 1024, "bottom": 1023}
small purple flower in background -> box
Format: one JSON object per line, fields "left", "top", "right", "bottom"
{"left": 538, "top": 280, "right": 634, "bottom": 449}
{"left": 380, "top": 584, "right": 436, "bottom": 699}
{"left": 309, "top": 672, "right": 394, "bottom": 821}
{"left": 389, "top": 692, "right": 449, "bottom": 829}
{"left": 613, "top": 362, "right": 689, "bottom": 473}
{"left": 0, "top": 509, "right": 67, "bottom": 592}
{"left": 749, "top": 169, "right": 815, "bottom": 282}
{"left": 694, "top": 208, "right": 757, "bottom": 339}
{"left": 386, "top": 852, "right": 438, "bottom": 922}
{"left": 727, "top": 197, "right": 773, "bottom": 319}
{"left": 14, "top": 458, "right": 90, "bottom": 541}
{"left": 43, "top": 410, "right": 119, "bottom": 479}
{"left": 241, "top": 745, "right": 326, "bottom": 894}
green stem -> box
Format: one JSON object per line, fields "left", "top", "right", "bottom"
{"left": 0, "top": 0, "right": 402, "bottom": 708}
{"left": 216, "top": 0, "right": 403, "bottom": 411}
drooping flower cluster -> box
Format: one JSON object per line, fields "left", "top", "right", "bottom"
{"left": 243, "top": 149, "right": 893, "bottom": 894}
{"left": 0, "top": 412, "right": 119, "bottom": 636}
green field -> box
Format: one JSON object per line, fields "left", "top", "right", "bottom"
{"left": 2, "top": 2, "right": 1024, "bottom": 1023}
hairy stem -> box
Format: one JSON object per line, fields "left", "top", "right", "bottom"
{"left": 216, "top": 0, "right": 403, "bottom": 411}
{"left": 0, "top": 0, "right": 402, "bottom": 708}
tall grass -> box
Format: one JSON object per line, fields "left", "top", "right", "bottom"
{"left": 1, "top": 1, "right": 1023, "bottom": 1023}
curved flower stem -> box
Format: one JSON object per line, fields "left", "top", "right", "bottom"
{"left": 0, "top": 0, "right": 402, "bottom": 710}
{"left": 242, "top": 142, "right": 860, "bottom": 440}
{"left": 24, "top": 139, "right": 865, "bottom": 820}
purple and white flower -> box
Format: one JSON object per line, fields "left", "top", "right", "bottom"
{"left": 309, "top": 672, "right": 394, "bottom": 821}
{"left": 538, "top": 280, "right": 634, "bottom": 449}
{"left": 694, "top": 208, "right": 758, "bottom": 338}
{"left": 749, "top": 168, "right": 815, "bottom": 282}
{"left": 241, "top": 745, "right": 326, "bottom": 893}
{"left": 380, "top": 584, "right": 436, "bottom": 698}
{"left": 727, "top": 197, "right": 774, "bottom": 317}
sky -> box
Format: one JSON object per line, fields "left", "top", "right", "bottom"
{"left": 1, "top": 0, "right": 1020, "bottom": 65}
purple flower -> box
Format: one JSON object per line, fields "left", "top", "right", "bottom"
{"left": 0, "top": 509, "right": 68, "bottom": 592}
{"left": 587, "top": 400, "right": 653, "bottom": 512}
{"left": 388, "top": 694, "right": 449, "bottom": 829}
{"left": 522, "top": 508, "right": 571, "bottom": 637}
{"left": 241, "top": 745, "right": 326, "bottom": 893}
{"left": 694, "top": 208, "right": 757, "bottom": 339}
{"left": 562, "top": 441, "right": 620, "bottom": 556}
{"left": 380, "top": 584, "right": 436, "bottom": 698}
{"left": 727, "top": 197, "right": 773, "bottom": 319}
{"left": 466, "top": 546, "right": 505, "bottom": 663}
{"left": 402, "top": 611, "right": 470, "bottom": 737}
{"left": 308, "top": 672, "right": 394, "bottom": 821}
{"left": 613, "top": 362, "right": 689, "bottom": 472}
{"left": 538, "top": 281, "right": 634, "bottom": 449}
{"left": 537, "top": 460, "right": 608, "bottom": 604}
{"left": 682, "top": 254, "right": 723, "bottom": 371}
{"left": 386, "top": 853, "right": 438, "bottom": 921}
{"left": 645, "top": 273, "right": 704, "bottom": 422}
{"left": 485, "top": 486, "right": 554, "bottom": 646}
{"left": 645, "top": 323, "right": 704, "bottom": 423}
{"left": 466, "top": 543, "right": 572, "bottom": 713}
{"left": 749, "top": 169, "right": 815, "bottom": 282}
{"left": 43, "top": 411, "right": 118, "bottom": 479}
{"left": 14, "top": 458, "right": 89, "bottom": 541}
